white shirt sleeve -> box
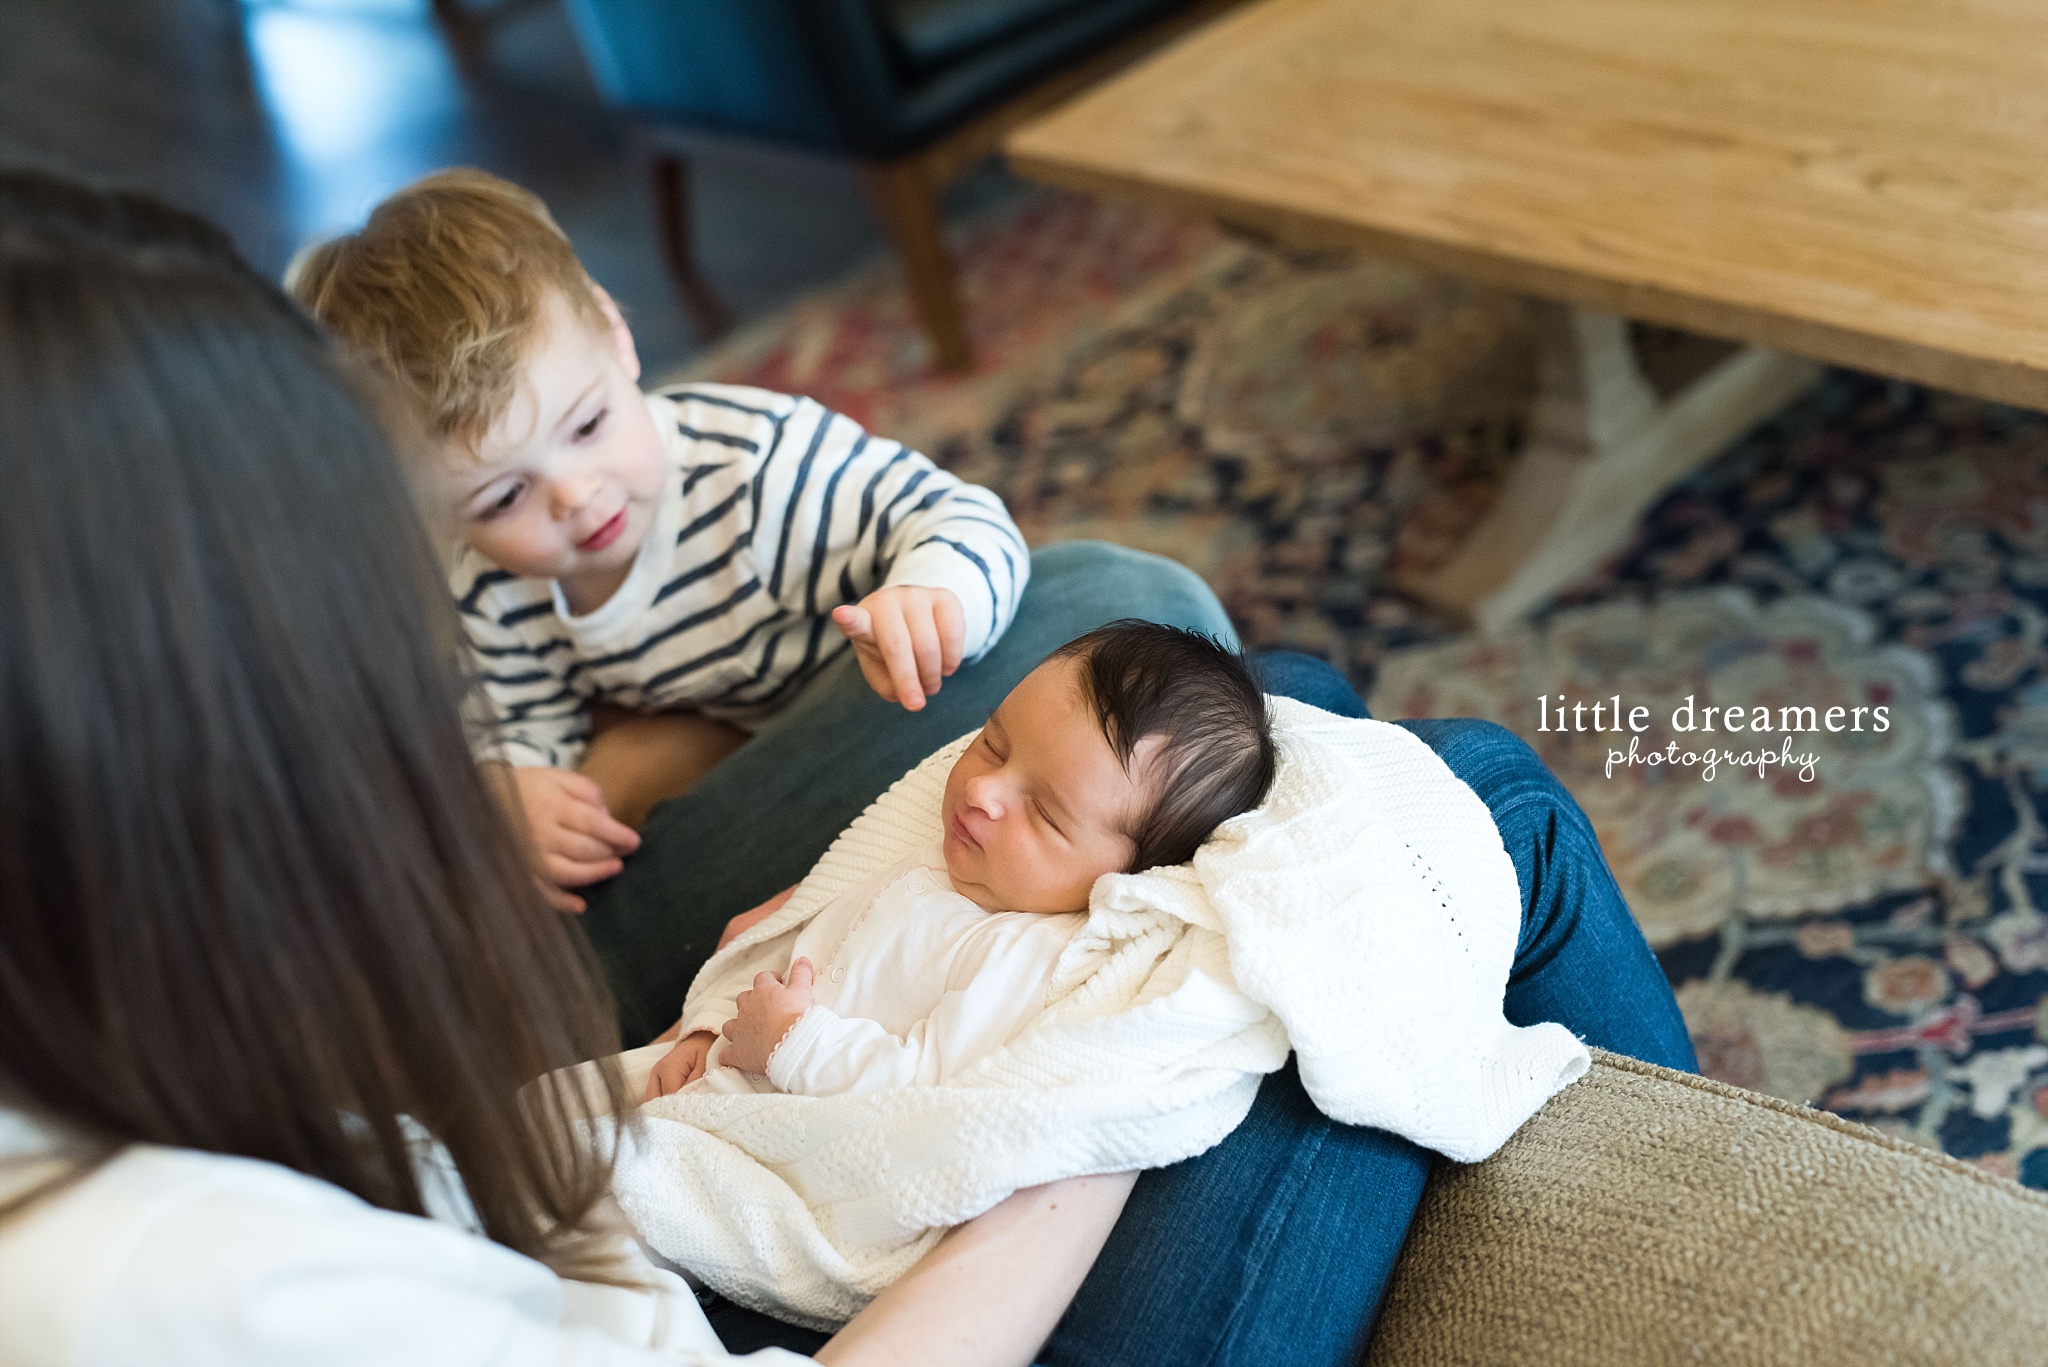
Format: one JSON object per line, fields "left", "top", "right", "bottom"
{"left": 764, "top": 916, "right": 1071, "bottom": 1096}
{"left": 762, "top": 999, "right": 982, "bottom": 1095}
{"left": 0, "top": 1145, "right": 812, "bottom": 1367}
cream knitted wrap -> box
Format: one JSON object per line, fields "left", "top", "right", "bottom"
{"left": 610, "top": 698, "right": 1590, "bottom": 1328}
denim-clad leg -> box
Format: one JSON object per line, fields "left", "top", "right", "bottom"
{"left": 579, "top": 541, "right": 1236, "bottom": 1044}
{"left": 1043, "top": 652, "right": 1694, "bottom": 1367}
{"left": 1400, "top": 717, "right": 1697, "bottom": 1067}
{"left": 1250, "top": 650, "right": 1370, "bottom": 719}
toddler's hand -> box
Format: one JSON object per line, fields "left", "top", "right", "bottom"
{"left": 717, "top": 884, "right": 797, "bottom": 951}
{"left": 721, "top": 958, "right": 817, "bottom": 1073}
{"left": 643, "top": 1030, "right": 717, "bottom": 1101}
{"left": 510, "top": 765, "right": 640, "bottom": 913}
{"left": 832, "top": 586, "right": 964, "bottom": 711}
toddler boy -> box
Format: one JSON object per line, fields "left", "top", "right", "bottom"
{"left": 291, "top": 170, "right": 1028, "bottom": 909}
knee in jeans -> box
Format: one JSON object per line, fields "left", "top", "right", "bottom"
{"left": 1401, "top": 716, "right": 1535, "bottom": 770}
{"left": 1401, "top": 718, "right": 1578, "bottom": 817}
{"left": 1030, "top": 540, "right": 1234, "bottom": 641}
{"left": 1034, "top": 540, "right": 1202, "bottom": 596}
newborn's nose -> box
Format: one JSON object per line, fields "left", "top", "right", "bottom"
{"left": 964, "top": 775, "right": 1007, "bottom": 820}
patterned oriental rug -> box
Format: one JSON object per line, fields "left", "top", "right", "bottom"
{"left": 667, "top": 188, "right": 2048, "bottom": 1187}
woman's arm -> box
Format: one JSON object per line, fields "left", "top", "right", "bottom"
{"left": 814, "top": 1172, "right": 1137, "bottom": 1367}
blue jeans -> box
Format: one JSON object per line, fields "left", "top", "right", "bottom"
{"left": 602, "top": 558, "right": 1694, "bottom": 1363}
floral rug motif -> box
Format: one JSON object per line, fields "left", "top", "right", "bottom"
{"left": 679, "top": 190, "right": 1228, "bottom": 448}
{"left": 670, "top": 187, "right": 2048, "bottom": 1186}
{"left": 1368, "top": 590, "right": 1962, "bottom": 946}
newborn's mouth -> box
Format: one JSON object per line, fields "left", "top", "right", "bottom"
{"left": 948, "top": 814, "right": 980, "bottom": 850}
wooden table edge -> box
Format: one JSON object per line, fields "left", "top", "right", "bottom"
{"left": 1006, "top": 146, "right": 2048, "bottom": 413}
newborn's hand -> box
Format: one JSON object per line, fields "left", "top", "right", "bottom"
{"left": 509, "top": 765, "right": 640, "bottom": 913}
{"left": 832, "top": 586, "right": 964, "bottom": 711}
{"left": 644, "top": 1030, "right": 717, "bottom": 1101}
{"left": 721, "top": 958, "right": 817, "bottom": 1073}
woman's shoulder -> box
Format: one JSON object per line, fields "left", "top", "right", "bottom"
{"left": 0, "top": 1126, "right": 813, "bottom": 1367}
{"left": 0, "top": 1139, "right": 570, "bottom": 1367}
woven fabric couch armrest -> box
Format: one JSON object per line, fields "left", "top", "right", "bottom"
{"left": 1364, "top": 1049, "right": 2048, "bottom": 1366}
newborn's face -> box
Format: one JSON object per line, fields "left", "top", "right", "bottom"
{"left": 940, "top": 656, "right": 1155, "bottom": 914}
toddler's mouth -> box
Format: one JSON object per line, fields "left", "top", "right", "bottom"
{"left": 578, "top": 508, "right": 628, "bottom": 553}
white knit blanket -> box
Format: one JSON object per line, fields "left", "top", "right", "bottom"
{"left": 610, "top": 698, "right": 1589, "bottom": 1329}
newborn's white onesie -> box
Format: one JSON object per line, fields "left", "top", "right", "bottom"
{"left": 677, "top": 842, "right": 1084, "bottom": 1096}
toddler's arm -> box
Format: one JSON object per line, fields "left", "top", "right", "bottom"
{"left": 731, "top": 390, "right": 1029, "bottom": 695}
{"left": 462, "top": 596, "right": 741, "bottom": 904}
{"left": 456, "top": 579, "right": 595, "bottom": 772}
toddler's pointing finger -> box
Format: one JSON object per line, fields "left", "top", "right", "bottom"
{"left": 831, "top": 604, "right": 873, "bottom": 643}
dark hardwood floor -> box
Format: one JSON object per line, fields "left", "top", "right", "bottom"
{"left": 0, "top": 0, "right": 924, "bottom": 374}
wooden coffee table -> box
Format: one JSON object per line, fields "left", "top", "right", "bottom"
{"left": 1007, "top": 0, "right": 2048, "bottom": 630}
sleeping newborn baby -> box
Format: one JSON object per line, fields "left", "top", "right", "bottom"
{"left": 642, "top": 620, "right": 1277, "bottom": 1101}
{"left": 615, "top": 618, "right": 1587, "bottom": 1327}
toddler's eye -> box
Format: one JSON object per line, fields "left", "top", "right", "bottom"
{"left": 477, "top": 482, "right": 522, "bottom": 521}
{"left": 574, "top": 409, "right": 607, "bottom": 441}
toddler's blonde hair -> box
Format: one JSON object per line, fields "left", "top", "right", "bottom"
{"left": 287, "top": 168, "right": 610, "bottom": 453}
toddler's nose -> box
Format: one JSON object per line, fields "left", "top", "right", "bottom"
{"left": 550, "top": 472, "right": 603, "bottom": 518}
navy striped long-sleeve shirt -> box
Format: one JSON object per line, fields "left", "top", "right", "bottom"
{"left": 455, "top": 384, "right": 1030, "bottom": 768}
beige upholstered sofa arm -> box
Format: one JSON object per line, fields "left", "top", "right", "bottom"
{"left": 1365, "top": 1050, "right": 2048, "bottom": 1366}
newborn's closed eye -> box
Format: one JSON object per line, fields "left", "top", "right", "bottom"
{"left": 1032, "top": 799, "right": 1065, "bottom": 837}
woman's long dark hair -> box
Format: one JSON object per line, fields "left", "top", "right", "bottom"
{"left": 0, "top": 169, "right": 633, "bottom": 1278}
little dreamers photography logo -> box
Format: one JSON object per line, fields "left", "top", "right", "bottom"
{"left": 1537, "top": 693, "right": 1892, "bottom": 782}
{"left": 1365, "top": 592, "right": 1954, "bottom": 947}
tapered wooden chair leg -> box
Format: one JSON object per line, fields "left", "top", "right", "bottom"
{"left": 428, "top": 0, "right": 482, "bottom": 62}
{"left": 650, "top": 152, "right": 735, "bottom": 343}
{"left": 430, "top": 0, "right": 549, "bottom": 67}
{"left": 861, "top": 159, "right": 973, "bottom": 374}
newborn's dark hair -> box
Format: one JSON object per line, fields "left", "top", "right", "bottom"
{"left": 1052, "top": 620, "right": 1277, "bottom": 872}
